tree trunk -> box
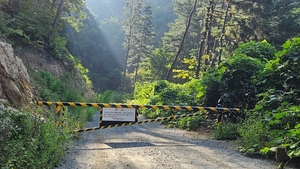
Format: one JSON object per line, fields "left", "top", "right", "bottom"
{"left": 165, "top": 0, "right": 197, "bottom": 80}
{"left": 121, "top": 34, "right": 131, "bottom": 93}
{"left": 219, "top": 2, "right": 230, "bottom": 65}
{"left": 151, "top": 65, "right": 162, "bottom": 83}
{"left": 48, "top": 0, "right": 65, "bottom": 42}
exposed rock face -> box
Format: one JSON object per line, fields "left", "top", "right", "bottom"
{"left": 0, "top": 40, "right": 33, "bottom": 107}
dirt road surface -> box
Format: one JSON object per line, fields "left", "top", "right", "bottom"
{"left": 56, "top": 112, "right": 287, "bottom": 169}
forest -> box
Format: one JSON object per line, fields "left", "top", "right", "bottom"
{"left": 0, "top": 0, "right": 300, "bottom": 168}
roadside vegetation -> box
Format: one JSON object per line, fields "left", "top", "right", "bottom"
{"left": 133, "top": 39, "right": 300, "bottom": 167}
{"left": 1, "top": 0, "right": 300, "bottom": 168}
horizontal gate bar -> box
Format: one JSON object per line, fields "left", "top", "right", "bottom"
{"left": 71, "top": 111, "right": 209, "bottom": 133}
{"left": 37, "top": 101, "right": 240, "bottom": 112}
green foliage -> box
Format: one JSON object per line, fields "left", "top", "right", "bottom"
{"left": 238, "top": 112, "right": 270, "bottom": 155}
{"left": 96, "top": 90, "right": 125, "bottom": 103}
{"left": 0, "top": 0, "right": 54, "bottom": 47}
{"left": 219, "top": 53, "right": 264, "bottom": 109}
{"left": 0, "top": 105, "right": 70, "bottom": 168}
{"left": 235, "top": 40, "right": 276, "bottom": 62}
{"left": 31, "top": 71, "right": 82, "bottom": 101}
{"left": 237, "top": 37, "right": 300, "bottom": 164}
{"left": 48, "top": 34, "right": 68, "bottom": 59}
{"left": 214, "top": 122, "right": 240, "bottom": 140}
{"left": 133, "top": 82, "right": 155, "bottom": 104}
{"left": 201, "top": 68, "right": 222, "bottom": 106}
{"left": 173, "top": 116, "right": 205, "bottom": 131}
{"left": 133, "top": 80, "right": 204, "bottom": 130}
{"left": 173, "top": 57, "right": 197, "bottom": 80}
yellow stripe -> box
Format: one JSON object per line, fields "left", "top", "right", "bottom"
{"left": 122, "top": 123, "right": 126, "bottom": 126}
{"left": 174, "top": 106, "right": 182, "bottom": 110}
{"left": 114, "top": 124, "right": 119, "bottom": 127}
{"left": 92, "top": 103, "right": 99, "bottom": 107}
{"left": 139, "top": 105, "right": 146, "bottom": 109}
{"left": 55, "top": 106, "right": 61, "bottom": 113}
{"left": 129, "top": 122, "right": 132, "bottom": 125}
{"left": 107, "top": 125, "right": 112, "bottom": 128}
{"left": 180, "top": 115, "right": 183, "bottom": 118}
{"left": 163, "top": 106, "right": 170, "bottom": 110}
{"left": 152, "top": 105, "right": 158, "bottom": 109}
{"left": 46, "top": 101, "right": 53, "bottom": 106}
{"left": 127, "top": 105, "right": 134, "bottom": 108}
{"left": 69, "top": 102, "right": 76, "bottom": 106}
{"left": 115, "top": 104, "right": 122, "bottom": 108}
{"left": 186, "top": 106, "right": 193, "bottom": 111}
{"left": 148, "top": 119, "right": 152, "bottom": 123}
{"left": 103, "top": 104, "right": 110, "bottom": 107}
{"left": 100, "top": 126, "right": 105, "bottom": 130}
{"left": 80, "top": 103, "right": 87, "bottom": 107}
{"left": 92, "top": 127, "right": 97, "bottom": 130}
{"left": 209, "top": 107, "right": 217, "bottom": 112}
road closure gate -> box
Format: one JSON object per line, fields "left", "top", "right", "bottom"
{"left": 37, "top": 101, "right": 240, "bottom": 133}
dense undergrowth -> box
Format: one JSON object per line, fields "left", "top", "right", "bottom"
{"left": 133, "top": 38, "right": 300, "bottom": 168}
{"left": 0, "top": 70, "right": 97, "bottom": 168}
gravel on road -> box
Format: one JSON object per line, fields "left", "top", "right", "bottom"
{"left": 55, "top": 111, "right": 288, "bottom": 169}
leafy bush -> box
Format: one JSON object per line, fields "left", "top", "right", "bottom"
{"left": 237, "top": 37, "right": 300, "bottom": 165}
{"left": 218, "top": 53, "right": 264, "bottom": 109}
{"left": 234, "top": 40, "right": 276, "bottom": 62}
{"left": 174, "top": 116, "right": 206, "bottom": 131}
{"left": 214, "top": 122, "right": 240, "bottom": 140}
{"left": 0, "top": 105, "right": 70, "bottom": 168}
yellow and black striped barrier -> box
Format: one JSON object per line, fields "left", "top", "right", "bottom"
{"left": 37, "top": 101, "right": 240, "bottom": 112}
{"left": 37, "top": 101, "right": 241, "bottom": 133}
{"left": 72, "top": 111, "right": 208, "bottom": 133}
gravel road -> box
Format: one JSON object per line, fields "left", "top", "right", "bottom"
{"left": 56, "top": 111, "right": 288, "bottom": 169}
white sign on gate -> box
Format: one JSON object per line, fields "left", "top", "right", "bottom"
{"left": 102, "top": 108, "right": 136, "bottom": 121}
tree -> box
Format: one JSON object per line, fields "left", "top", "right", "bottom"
{"left": 48, "top": 0, "right": 86, "bottom": 42}
{"left": 165, "top": 0, "right": 198, "bottom": 80}
{"left": 48, "top": 0, "right": 65, "bottom": 41}
{"left": 122, "top": 0, "right": 155, "bottom": 92}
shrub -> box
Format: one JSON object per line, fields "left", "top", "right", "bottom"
{"left": 0, "top": 105, "right": 70, "bottom": 168}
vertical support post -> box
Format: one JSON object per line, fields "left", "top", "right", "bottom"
{"left": 61, "top": 106, "right": 65, "bottom": 127}
{"left": 55, "top": 105, "right": 61, "bottom": 127}
{"left": 216, "top": 104, "right": 223, "bottom": 134}
{"left": 99, "top": 107, "right": 103, "bottom": 127}
{"left": 136, "top": 108, "right": 139, "bottom": 122}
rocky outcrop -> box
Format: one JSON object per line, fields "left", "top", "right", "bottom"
{"left": 0, "top": 40, "right": 33, "bottom": 107}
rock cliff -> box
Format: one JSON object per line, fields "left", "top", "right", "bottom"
{"left": 0, "top": 39, "right": 33, "bottom": 107}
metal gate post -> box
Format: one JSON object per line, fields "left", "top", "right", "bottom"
{"left": 55, "top": 105, "right": 61, "bottom": 127}
{"left": 216, "top": 104, "right": 223, "bottom": 134}
{"left": 99, "top": 107, "right": 103, "bottom": 127}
